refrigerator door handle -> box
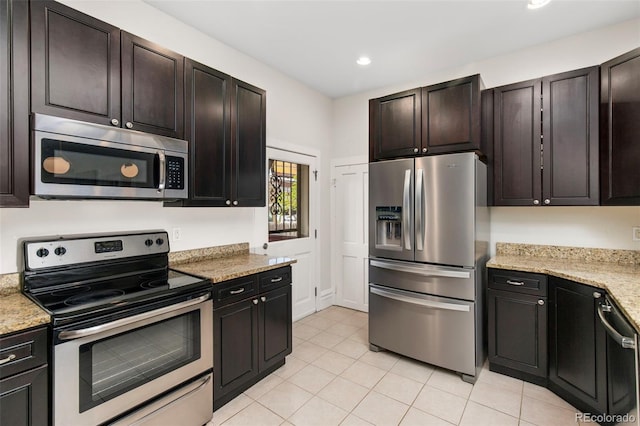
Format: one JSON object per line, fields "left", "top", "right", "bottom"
{"left": 370, "top": 285, "right": 470, "bottom": 312}
{"left": 403, "top": 169, "right": 412, "bottom": 251}
{"left": 415, "top": 168, "right": 424, "bottom": 251}
{"left": 370, "top": 260, "right": 471, "bottom": 279}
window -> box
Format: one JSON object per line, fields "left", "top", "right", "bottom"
{"left": 268, "top": 160, "right": 309, "bottom": 241}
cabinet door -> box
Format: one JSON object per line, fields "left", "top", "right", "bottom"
{"left": 0, "top": 365, "right": 48, "bottom": 426}
{"left": 121, "top": 32, "right": 184, "bottom": 139}
{"left": 542, "top": 67, "right": 599, "bottom": 206}
{"left": 493, "top": 78, "right": 542, "bottom": 206}
{"left": 230, "top": 78, "right": 266, "bottom": 207}
{"left": 30, "top": 0, "right": 120, "bottom": 126}
{"left": 422, "top": 75, "right": 482, "bottom": 155}
{"left": 369, "top": 88, "right": 422, "bottom": 161}
{"left": 488, "top": 289, "right": 547, "bottom": 378}
{"left": 548, "top": 277, "right": 607, "bottom": 414}
{"left": 181, "top": 58, "right": 231, "bottom": 206}
{"left": 600, "top": 47, "right": 640, "bottom": 205}
{"left": 258, "top": 285, "right": 292, "bottom": 372}
{"left": 213, "top": 298, "right": 258, "bottom": 400}
{"left": 0, "top": 0, "right": 29, "bottom": 207}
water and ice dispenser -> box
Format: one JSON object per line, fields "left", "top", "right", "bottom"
{"left": 374, "top": 206, "right": 403, "bottom": 250}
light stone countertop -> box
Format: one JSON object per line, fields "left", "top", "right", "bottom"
{"left": 0, "top": 293, "right": 50, "bottom": 335}
{"left": 488, "top": 243, "right": 640, "bottom": 333}
{"left": 171, "top": 253, "right": 296, "bottom": 283}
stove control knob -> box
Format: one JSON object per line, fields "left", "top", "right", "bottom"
{"left": 156, "top": 238, "right": 164, "bottom": 246}
{"left": 54, "top": 247, "right": 66, "bottom": 256}
{"left": 36, "top": 248, "right": 49, "bottom": 258}
{"left": 145, "top": 239, "right": 153, "bottom": 247}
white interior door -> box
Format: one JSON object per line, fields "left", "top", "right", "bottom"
{"left": 332, "top": 161, "right": 368, "bottom": 312}
{"left": 261, "top": 147, "right": 318, "bottom": 321}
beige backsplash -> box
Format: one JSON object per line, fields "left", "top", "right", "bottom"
{"left": 495, "top": 242, "right": 640, "bottom": 265}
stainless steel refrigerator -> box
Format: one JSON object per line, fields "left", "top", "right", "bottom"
{"left": 368, "top": 152, "right": 489, "bottom": 382}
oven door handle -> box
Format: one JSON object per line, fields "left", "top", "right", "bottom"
{"left": 58, "top": 293, "right": 210, "bottom": 341}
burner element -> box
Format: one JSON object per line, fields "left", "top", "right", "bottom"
{"left": 140, "top": 279, "right": 167, "bottom": 289}
{"left": 51, "top": 286, "right": 91, "bottom": 298}
{"left": 64, "top": 289, "right": 125, "bottom": 306}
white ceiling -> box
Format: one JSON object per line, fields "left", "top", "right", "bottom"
{"left": 145, "top": 0, "right": 640, "bottom": 98}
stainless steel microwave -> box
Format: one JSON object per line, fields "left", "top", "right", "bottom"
{"left": 33, "top": 114, "right": 188, "bottom": 200}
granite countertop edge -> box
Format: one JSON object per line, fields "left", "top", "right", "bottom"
{"left": 487, "top": 255, "right": 640, "bottom": 333}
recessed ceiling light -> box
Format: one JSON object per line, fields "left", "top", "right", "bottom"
{"left": 356, "top": 56, "right": 371, "bottom": 66}
{"left": 527, "top": 0, "right": 551, "bottom": 9}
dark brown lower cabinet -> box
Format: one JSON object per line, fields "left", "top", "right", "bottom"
{"left": 548, "top": 276, "right": 608, "bottom": 414}
{"left": 488, "top": 269, "right": 547, "bottom": 384}
{"left": 213, "top": 267, "right": 292, "bottom": 410}
{"left": 0, "top": 327, "right": 49, "bottom": 426}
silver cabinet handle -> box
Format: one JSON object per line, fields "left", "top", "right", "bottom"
{"left": 506, "top": 280, "right": 525, "bottom": 286}
{"left": 110, "top": 118, "right": 119, "bottom": 126}
{"left": 538, "top": 300, "right": 545, "bottom": 306}
{"left": 403, "top": 169, "right": 412, "bottom": 251}
{"left": 58, "top": 294, "right": 210, "bottom": 341}
{"left": 593, "top": 292, "right": 602, "bottom": 299}
{"left": 415, "top": 168, "right": 424, "bottom": 252}
{"left": 157, "top": 151, "right": 166, "bottom": 192}
{"left": 371, "top": 285, "right": 470, "bottom": 312}
{"left": 229, "top": 288, "right": 245, "bottom": 295}
{"left": 0, "top": 354, "right": 16, "bottom": 365}
{"left": 233, "top": 200, "right": 238, "bottom": 206}
{"left": 252, "top": 299, "right": 259, "bottom": 305}
{"left": 270, "top": 277, "right": 283, "bottom": 283}
{"left": 533, "top": 199, "right": 540, "bottom": 205}
{"left": 226, "top": 200, "right": 231, "bottom": 205}
{"left": 413, "top": 148, "right": 419, "bottom": 153}
{"left": 544, "top": 199, "right": 551, "bottom": 205}
{"left": 597, "top": 301, "right": 635, "bottom": 349}
{"left": 422, "top": 147, "right": 427, "bottom": 153}
{"left": 261, "top": 296, "right": 266, "bottom": 302}
{"left": 370, "top": 259, "right": 471, "bottom": 279}
{"left": 125, "top": 121, "right": 133, "bottom": 129}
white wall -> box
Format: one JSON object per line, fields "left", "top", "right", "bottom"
{"left": 0, "top": 0, "right": 333, "bottom": 277}
{"left": 332, "top": 18, "right": 640, "bottom": 253}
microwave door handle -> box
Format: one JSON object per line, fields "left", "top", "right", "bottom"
{"left": 403, "top": 169, "right": 412, "bottom": 251}
{"left": 597, "top": 302, "right": 636, "bottom": 350}
{"left": 157, "top": 151, "right": 166, "bottom": 192}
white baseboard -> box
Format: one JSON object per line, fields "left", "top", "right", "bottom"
{"left": 317, "top": 288, "right": 334, "bottom": 311}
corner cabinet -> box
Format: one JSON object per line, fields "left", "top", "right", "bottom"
{"left": 600, "top": 47, "right": 640, "bottom": 205}
{"left": 0, "top": 327, "right": 49, "bottom": 426}
{"left": 488, "top": 269, "right": 547, "bottom": 385}
{"left": 493, "top": 66, "right": 599, "bottom": 206}
{"left": 169, "top": 59, "right": 265, "bottom": 208}
{"left": 30, "top": 0, "right": 184, "bottom": 139}
{"left": 0, "top": 0, "right": 30, "bottom": 207}
{"left": 213, "top": 266, "right": 292, "bottom": 410}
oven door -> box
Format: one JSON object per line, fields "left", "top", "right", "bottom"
{"left": 34, "top": 130, "right": 187, "bottom": 199}
{"left": 53, "top": 293, "right": 212, "bottom": 426}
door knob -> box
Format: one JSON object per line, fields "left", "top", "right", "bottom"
{"left": 413, "top": 148, "right": 419, "bottom": 153}
{"left": 226, "top": 200, "right": 231, "bottom": 206}
{"left": 252, "top": 299, "right": 258, "bottom": 305}
{"left": 544, "top": 199, "right": 551, "bottom": 205}
{"left": 125, "top": 122, "right": 133, "bottom": 129}
{"left": 538, "top": 300, "right": 545, "bottom": 306}
{"left": 533, "top": 199, "right": 540, "bottom": 205}
{"left": 233, "top": 201, "right": 238, "bottom": 206}
{"left": 422, "top": 147, "right": 427, "bottom": 153}
{"left": 260, "top": 297, "right": 266, "bottom": 302}
{"left": 110, "top": 118, "right": 119, "bottom": 126}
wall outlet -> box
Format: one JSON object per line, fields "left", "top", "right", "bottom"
{"left": 634, "top": 227, "right": 640, "bottom": 241}
{"left": 172, "top": 228, "right": 181, "bottom": 241}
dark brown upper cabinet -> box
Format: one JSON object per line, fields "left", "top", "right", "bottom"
{"left": 121, "top": 32, "right": 184, "bottom": 139}
{"left": 493, "top": 66, "right": 599, "bottom": 206}
{"left": 31, "top": 1, "right": 184, "bottom": 139}
{"left": 1, "top": 0, "right": 30, "bottom": 207}
{"left": 168, "top": 61, "right": 265, "bottom": 208}
{"left": 369, "top": 88, "right": 422, "bottom": 161}
{"left": 422, "top": 74, "right": 483, "bottom": 155}
{"left": 231, "top": 79, "right": 266, "bottom": 207}
{"left": 600, "top": 47, "right": 640, "bottom": 205}
{"left": 31, "top": 0, "right": 121, "bottom": 127}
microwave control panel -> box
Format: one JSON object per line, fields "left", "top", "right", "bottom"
{"left": 166, "top": 156, "right": 185, "bottom": 190}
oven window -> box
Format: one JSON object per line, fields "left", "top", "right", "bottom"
{"left": 78, "top": 311, "right": 201, "bottom": 412}
{"left": 41, "top": 138, "right": 157, "bottom": 188}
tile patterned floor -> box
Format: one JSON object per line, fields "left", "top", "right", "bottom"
{"left": 207, "top": 306, "right": 585, "bottom": 426}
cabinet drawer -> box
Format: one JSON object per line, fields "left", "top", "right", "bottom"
{"left": 213, "top": 275, "right": 259, "bottom": 308}
{"left": 259, "top": 266, "right": 292, "bottom": 292}
{"left": 0, "top": 327, "right": 48, "bottom": 379}
{"left": 489, "top": 269, "right": 547, "bottom": 296}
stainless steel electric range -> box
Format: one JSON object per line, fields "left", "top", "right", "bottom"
{"left": 22, "top": 230, "right": 213, "bottom": 426}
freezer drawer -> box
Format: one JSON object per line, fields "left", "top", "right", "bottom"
{"left": 369, "top": 283, "right": 476, "bottom": 377}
